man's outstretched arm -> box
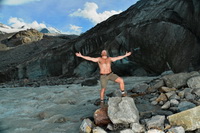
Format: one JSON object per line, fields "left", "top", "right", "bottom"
{"left": 110, "top": 52, "right": 132, "bottom": 62}
{"left": 75, "top": 52, "right": 99, "bottom": 62}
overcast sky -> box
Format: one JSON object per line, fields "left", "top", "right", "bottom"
{"left": 0, "top": 0, "right": 139, "bottom": 34}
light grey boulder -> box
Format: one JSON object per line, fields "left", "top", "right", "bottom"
{"left": 132, "top": 83, "right": 149, "bottom": 93}
{"left": 146, "top": 115, "right": 165, "bottom": 130}
{"left": 120, "top": 129, "right": 135, "bottom": 133}
{"left": 185, "top": 92, "right": 195, "bottom": 100}
{"left": 108, "top": 97, "right": 139, "bottom": 124}
{"left": 131, "top": 123, "right": 145, "bottom": 133}
{"left": 187, "top": 76, "right": 200, "bottom": 89}
{"left": 107, "top": 123, "right": 114, "bottom": 131}
{"left": 165, "top": 91, "right": 176, "bottom": 99}
{"left": 159, "top": 101, "right": 164, "bottom": 106}
{"left": 162, "top": 72, "right": 199, "bottom": 88}
{"left": 161, "top": 101, "right": 170, "bottom": 109}
{"left": 169, "top": 94, "right": 180, "bottom": 100}
{"left": 160, "top": 86, "right": 177, "bottom": 93}
{"left": 93, "top": 126, "right": 107, "bottom": 133}
{"left": 168, "top": 126, "right": 185, "bottom": 133}
{"left": 149, "top": 79, "right": 164, "bottom": 93}
{"left": 170, "top": 99, "right": 179, "bottom": 107}
{"left": 183, "top": 88, "right": 193, "bottom": 93}
{"left": 192, "top": 88, "right": 200, "bottom": 97}
{"left": 80, "top": 118, "right": 93, "bottom": 133}
{"left": 178, "top": 88, "right": 193, "bottom": 99}
{"left": 151, "top": 101, "right": 158, "bottom": 105}
{"left": 178, "top": 101, "right": 196, "bottom": 112}
{"left": 178, "top": 91, "right": 185, "bottom": 99}
{"left": 145, "top": 129, "right": 164, "bottom": 133}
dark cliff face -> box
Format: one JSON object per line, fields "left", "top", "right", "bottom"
{"left": 0, "top": 0, "right": 200, "bottom": 82}
{"left": 72, "top": 0, "right": 200, "bottom": 74}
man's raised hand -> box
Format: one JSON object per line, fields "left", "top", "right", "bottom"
{"left": 125, "top": 52, "right": 132, "bottom": 57}
{"left": 75, "top": 52, "right": 82, "bottom": 57}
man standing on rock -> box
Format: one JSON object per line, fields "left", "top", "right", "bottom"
{"left": 76, "top": 50, "right": 131, "bottom": 106}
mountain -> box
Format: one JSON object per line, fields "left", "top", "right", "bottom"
{"left": 40, "top": 27, "right": 61, "bottom": 34}
{"left": 0, "top": 23, "right": 61, "bottom": 34}
{"left": 0, "top": 23, "right": 26, "bottom": 34}
{"left": 0, "top": 0, "right": 200, "bottom": 82}
{"left": 40, "top": 28, "right": 50, "bottom": 33}
{"left": 0, "top": 23, "right": 11, "bottom": 29}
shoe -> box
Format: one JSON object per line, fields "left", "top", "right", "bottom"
{"left": 121, "top": 92, "right": 127, "bottom": 97}
{"left": 100, "top": 100, "right": 105, "bottom": 108}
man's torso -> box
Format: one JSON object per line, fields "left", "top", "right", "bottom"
{"left": 98, "top": 57, "right": 112, "bottom": 74}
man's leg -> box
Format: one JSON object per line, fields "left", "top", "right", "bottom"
{"left": 100, "top": 75, "right": 108, "bottom": 106}
{"left": 100, "top": 88, "right": 106, "bottom": 107}
{"left": 100, "top": 88, "right": 106, "bottom": 101}
{"left": 115, "top": 77, "right": 125, "bottom": 91}
{"left": 115, "top": 77, "right": 127, "bottom": 96}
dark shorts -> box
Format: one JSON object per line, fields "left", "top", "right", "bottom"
{"left": 100, "top": 72, "right": 119, "bottom": 88}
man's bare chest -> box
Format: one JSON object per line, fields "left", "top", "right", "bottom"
{"left": 99, "top": 58, "right": 111, "bottom": 65}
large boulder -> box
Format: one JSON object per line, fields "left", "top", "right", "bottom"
{"left": 187, "top": 76, "right": 200, "bottom": 89}
{"left": 168, "top": 126, "right": 185, "bottom": 133}
{"left": 94, "top": 107, "right": 111, "bottom": 126}
{"left": 108, "top": 97, "right": 139, "bottom": 124}
{"left": 177, "top": 101, "right": 196, "bottom": 112}
{"left": 162, "top": 72, "right": 199, "bottom": 88}
{"left": 167, "top": 106, "right": 200, "bottom": 131}
{"left": 146, "top": 115, "right": 165, "bottom": 130}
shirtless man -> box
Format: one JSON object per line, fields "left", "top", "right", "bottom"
{"left": 76, "top": 50, "right": 131, "bottom": 105}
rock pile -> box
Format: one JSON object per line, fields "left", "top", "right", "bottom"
{"left": 80, "top": 71, "right": 200, "bottom": 133}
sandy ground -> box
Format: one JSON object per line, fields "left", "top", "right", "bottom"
{"left": 0, "top": 76, "right": 157, "bottom": 133}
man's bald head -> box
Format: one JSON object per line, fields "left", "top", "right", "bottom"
{"left": 101, "top": 50, "right": 107, "bottom": 56}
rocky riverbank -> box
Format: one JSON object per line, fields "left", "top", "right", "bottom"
{"left": 80, "top": 71, "right": 200, "bottom": 133}
{"left": 0, "top": 71, "right": 200, "bottom": 133}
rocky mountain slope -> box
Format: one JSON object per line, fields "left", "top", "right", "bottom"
{"left": 0, "top": 0, "right": 200, "bottom": 82}
{"left": 0, "top": 29, "right": 78, "bottom": 82}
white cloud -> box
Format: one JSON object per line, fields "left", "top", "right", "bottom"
{"left": 61, "top": 24, "right": 82, "bottom": 35}
{"left": 70, "top": 2, "right": 122, "bottom": 25}
{"left": 69, "top": 24, "right": 82, "bottom": 32}
{"left": 2, "top": 0, "right": 41, "bottom": 5}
